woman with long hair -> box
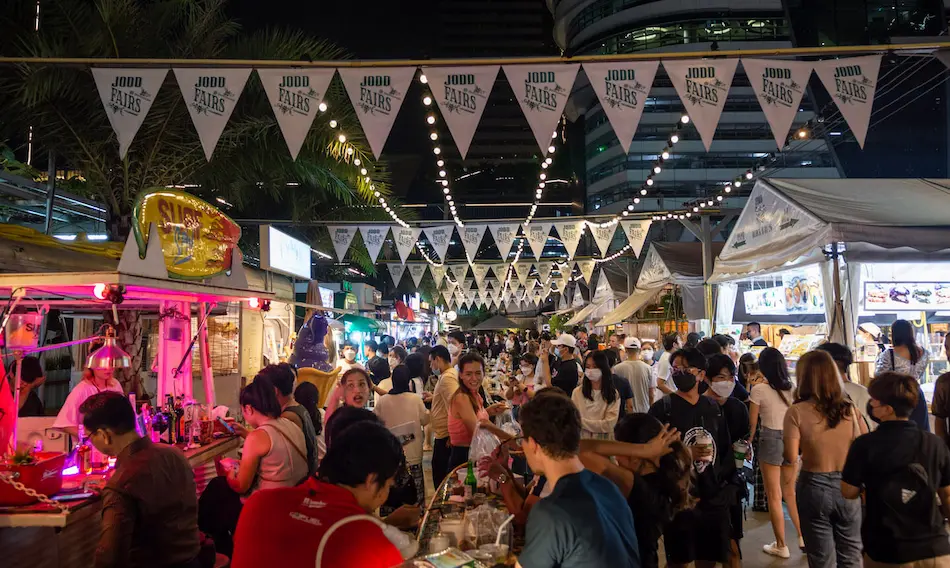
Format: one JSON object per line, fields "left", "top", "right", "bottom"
{"left": 375, "top": 365, "right": 429, "bottom": 506}
{"left": 876, "top": 319, "right": 931, "bottom": 430}
{"left": 748, "top": 348, "right": 802, "bottom": 558}
{"left": 784, "top": 350, "right": 867, "bottom": 568}
{"left": 293, "top": 382, "right": 325, "bottom": 461}
{"left": 573, "top": 350, "right": 620, "bottom": 440}
{"left": 447, "top": 353, "right": 511, "bottom": 471}
{"left": 737, "top": 353, "right": 759, "bottom": 392}
{"left": 579, "top": 414, "right": 692, "bottom": 568}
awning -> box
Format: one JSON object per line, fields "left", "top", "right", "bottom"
{"left": 565, "top": 298, "right": 610, "bottom": 327}
{"left": 339, "top": 314, "right": 381, "bottom": 332}
{"left": 595, "top": 287, "right": 663, "bottom": 327}
{"left": 472, "top": 315, "right": 522, "bottom": 330}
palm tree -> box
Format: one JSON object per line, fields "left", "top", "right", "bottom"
{"left": 0, "top": 0, "right": 404, "bottom": 396}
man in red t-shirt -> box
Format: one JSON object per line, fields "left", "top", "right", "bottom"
{"left": 231, "top": 421, "right": 406, "bottom": 568}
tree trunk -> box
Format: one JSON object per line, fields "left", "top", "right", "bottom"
{"left": 105, "top": 309, "right": 148, "bottom": 401}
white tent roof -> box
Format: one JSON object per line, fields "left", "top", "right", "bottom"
{"left": 565, "top": 297, "right": 613, "bottom": 327}
{"left": 711, "top": 178, "right": 950, "bottom": 283}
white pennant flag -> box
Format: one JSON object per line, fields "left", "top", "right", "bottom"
{"left": 583, "top": 61, "right": 659, "bottom": 154}
{"left": 91, "top": 68, "right": 168, "bottom": 159}
{"left": 591, "top": 223, "right": 618, "bottom": 257}
{"left": 328, "top": 225, "right": 358, "bottom": 261}
{"left": 472, "top": 264, "right": 490, "bottom": 286}
{"left": 552, "top": 220, "right": 585, "bottom": 260}
{"left": 576, "top": 260, "right": 596, "bottom": 284}
{"left": 536, "top": 262, "right": 554, "bottom": 283}
{"left": 392, "top": 226, "right": 423, "bottom": 265}
{"left": 490, "top": 263, "right": 509, "bottom": 282}
{"left": 514, "top": 262, "right": 532, "bottom": 287}
{"left": 741, "top": 59, "right": 813, "bottom": 150}
{"left": 620, "top": 220, "right": 652, "bottom": 258}
{"left": 487, "top": 223, "right": 520, "bottom": 258}
{"left": 338, "top": 67, "right": 416, "bottom": 158}
{"left": 359, "top": 225, "right": 389, "bottom": 264}
{"left": 503, "top": 64, "right": 580, "bottom": 156}
{"left": 423, "top": 225, "right": 454, "bottom": 262}
{"left": 257, "top": 69, "right": 336, "bottom": 160}
{"left": 555, "top": 273, "right": 570, "bottom": 294}
{"left": 175, "top": 68, "right": 252, "bottom": 161}
{"left": 459, "top": 224, "right": 488, "bottom": 263}
{"left": 431, "top": 265, "right": 447, "bottom": 287}
{"left": 450, "top": 264, "right": 469, "bottom": 281}
{"left": 663, "top": 59, "right": 739, "bottom": 151}
{"left": 388, "top": 263, "right": 407, "bottom": 286}
{"left": 423, "top": 66, "right": 499, "bottom": 159}
{"left": 407, "top": 263, "right": 428, "bottom": 287}
{"left": 446, "top": 278, "right": 458, "bottom": 293}
{"left": 524, "top": 222, "right": 552, "bottom": 261}
{"left": 814, "top": 55, "right": 882, "bottom": 149}
{"left": 442, "top": 289, "right": 453, "bottom": 306}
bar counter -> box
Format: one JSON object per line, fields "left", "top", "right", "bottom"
{"left": 0, "top": 435, "right": 240, "bottom": 568}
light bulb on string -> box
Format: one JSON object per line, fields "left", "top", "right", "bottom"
{"left": 539, "top": 173, "right": 546, "bottom": 180}
{"left": 419, "top": 74, "right": 428, "bottom": 84}
{"left": 360, "top": 168, "right": 368, "bottom": 175}
{"left": 548, "top": 146, "right": 556, "bottom": 153}
{"left": 430, "top": 133, "right": 438, "bottom": 141}
{"left": 427, "top": 116, "right": 436, "bottom": 125}
{"left": 680, "top": 114, "right": 690, "bottom": 124}
{"left": 670, "top": 134, "right": 679, "bottom": 144}
{"left": 346, "top": 147, "right": 354, "bottom": 155}
{"left": 439, "top": 170, "right": 446, "bottom": 177}
{"left": 661, "top": 150, "right": 670, "bottom": 160}
{"left": 724, "top": 184, "right": 732, "bottom": 193}
{"left": 646, "top": 178, "right": 654, "bottom": 186}
{"left": 745, "top": 171, "right": 753, "bottom": 180}
{"left": 437, "top": 160, "right": 444, "bottom": 167}
{"left": 443, "top": 187, "right": 450, "bottom": 195}
{"left": 441, "top": 180, "right": 449, "bottom": 186}
{"left": 318, "top": 102, "right": 327, "bottom": 112}
{"left": 640, "top": 189, "right": 647, "bottom": 196}
{"left": 433, "top": 147, "right": 441, "bottom": 155}
{"left": 329, "top": 120, "right": 338, "bottom": 128}
{"left": 423, "top": 96, "right": 432, "bottom": 106}
{"left": 653, "top": 166, "right": 662, "bottom": 174}
{"left": 541, "top": 162, "right": 548, "bottom": 169}
{"left": 354, "top": 158, "right": 361, "bottom": 166}
{"left": 338, "top": 134, "right": 346, "bottom": 143}
{"left": 717, "top": 195, "right": 724, "bottom": 201}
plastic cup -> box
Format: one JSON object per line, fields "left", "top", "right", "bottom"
{"left": 480, "top": 543, "right": 509, "bottom": 563}
{"left": 429, "top": 532, "right": 450, "bottom": 553}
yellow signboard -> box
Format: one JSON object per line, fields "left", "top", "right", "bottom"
{"left": 133, "top": 189, "right": 242, "bottom": 279}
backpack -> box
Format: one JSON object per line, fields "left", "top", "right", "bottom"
{"left": 871, "top": 430, "right": 942, "bottom": 542}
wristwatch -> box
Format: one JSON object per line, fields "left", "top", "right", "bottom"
{"left": 497, "top": 473, "right": 509, "bottom": 485}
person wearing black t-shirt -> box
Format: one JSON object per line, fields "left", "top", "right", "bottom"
{"left": 649, "top": 348, "right": 740, "bottom": 568}
{"left": 580, "top": 414, "right": 693, "bottom": 568}
{"left": 364, "top": 340, "right": 390, "bottom": 386}
{"left": 842, "top": 372, "right": 950, "bottom": 568}
{"left": 542, "top": 334, "right": 582, "bottom": 394}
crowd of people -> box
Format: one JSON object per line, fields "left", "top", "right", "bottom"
{"left": 74, "top": 321, "right": 950, "bottom": 568}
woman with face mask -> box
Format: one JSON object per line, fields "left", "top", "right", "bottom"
{"left": 746, "top": 347, "right": 802, "bottom": 558}
{"left": 505, "top": 353, "right": 539, "bottom": 419}
{"left": 336, "top": 343, "right": 363, "bottom": 374}
{"left": 573, "top": 351, "right": 620, "bottom": 440}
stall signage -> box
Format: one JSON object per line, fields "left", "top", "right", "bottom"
{"left": 319, "top": 286, "right": 334, "bottom": 308}
{"left": 782, "top": 271, "right": 824, "bottom": 314}
{"left": 744, "top": 286, "right": 788, "bottom": 315}
{"left": 260, "top": 225, "right": 311, "bottom": 280}
{"left": 133, "top": 189, "right": 242, "bottom": 279}
{"left": 865, "top": 281, "right": 950, "bottom": 311}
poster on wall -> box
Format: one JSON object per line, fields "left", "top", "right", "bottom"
{"left": 783, "top": 271, "right": 824, "bottom": 314}
{"left": 864, "top": 281, "right": 950, "bottom": 311}
{"left": 743, "top": 286, "right": 787, "bottom": 316}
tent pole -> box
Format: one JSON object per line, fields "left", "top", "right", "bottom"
{"left": 701, "top": 216, "right": 714, "bottom": 331}
{"left": 831, "top": 245, "right": 847, "bottom": 346}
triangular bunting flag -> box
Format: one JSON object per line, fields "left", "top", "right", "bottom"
{"left": 459, "top": 224, "right": 487, "bottom": 263}
{"left": 503, "top": 64, "right": 580, "bottom": 156}
{"left": 536, "top": 262, "right": 553, "bottom": 283}
{"left": 442, "top": 289, "right": 453, "bottom": 306}
{"left": 472, "top": 264, "right": 490, "bottom": 286}
{"left": 490, "top": 263, "right": 509, "bottom": 282}
{"left": 407, "top": 263, "right": 428, "bottom": 287}
{"left": 813, "top": 55, "right": 882, "bottom": 149}
{"left": 552, "top": 220, "right": 585, "bottom": 260}
{"left": 487, "top": 223, "right": 520, "bottom": 258}
{"left": 91, "top": 68, "right": 168, "bottom": 159}
{"left": 328, "top": 225, "right": 358, "bottom": 261}
{"left": 514, "top": 262, "right": 532, "bottom": 287}
{"left": 423, "top": 225, "right": 454, "bottom": 262}
{"left": 359, "top": 225, "right": 389, "bottom": 264}
{"left": 338, "top": 67, "right": 416, "bottom": 158}
{"left": 591, "top": 223, "right": 618, "bottom": 257}
{"left": 663, "top": 59, "right": 739, "bottom": 151}
{"left": 423, "top": 66, "right": 499, "bottom": 159}
{"left": 392, "top": 226, "right": 423, "bottom": 265}
{"left": 582, "top": 61, "right": 659, "bottom": 154}
{"left": 524, "top": 222, "right": 552, "bottom": 261}
{"left": 430, "top": 265, "right": 447, "bottom": 287}
{"left": 257, "top": 69, "right": 336, "bottom": 160}
{"left": 741, "top": 59, "right": 813, "bottom": 150}
{"left": 388, "top": 263, "right": 407, "bottom": 286}
{"left": 575, "top": 260, "right": 596, "bottom": 284}
{"left": 450, "top": 264, "right": 469, "bottom": 281}
{"left": 620, "top": 220, "right": 652, "bottom": 258}
{"left": 175, "top": 68, "right": 252, "bottom": 160}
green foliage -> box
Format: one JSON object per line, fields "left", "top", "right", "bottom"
{"left": 0, "top": 0, "right": 398, "bottom": 271}
{"left": 548, "top": 314, "right": 569, "bottom": 334}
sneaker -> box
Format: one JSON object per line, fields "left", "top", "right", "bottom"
{"left": 799, "top": 536, "right": 805, "bottom": 552}
{"left": 763, "top": 542, "right": 791, "bottom": 559}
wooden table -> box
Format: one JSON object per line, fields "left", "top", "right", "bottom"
{"left": 0, "top": 435, "right": 240, "bottom": 568}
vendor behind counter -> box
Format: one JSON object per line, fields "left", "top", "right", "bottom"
{"left": 53, "top": 367, "right": 124, "bottom": 437}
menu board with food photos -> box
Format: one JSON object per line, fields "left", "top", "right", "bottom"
{"left": 864, "top": 281, "right": 950, "bottom": 311}
{"left": 783, "top": 272, "right": 824, "bottom": 314}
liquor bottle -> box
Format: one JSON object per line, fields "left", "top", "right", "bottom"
{"left": 77, "top": 425, "right": 91, "bottom": 475}
{"left": 464, "top": 460, "right": 478, "bottom": 499}
{"left": 164, "top": 395, "right": 178, "bottom": 444}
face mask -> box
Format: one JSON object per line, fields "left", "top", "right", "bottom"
{"left": 388, "top": 357, "right": 398, "bottom": 368}
{"left": 506, "top": 340, "right": 514, "bottom": 350}
{"left": 520, "top": 366, "right": 533, "bottom": 376}
{"left": 448, "top": 344, "right": 461, "bottom": 356}
{"left": 585, "top": 369, "right": 603, "bottom": 382}
{"left": 432, "top": 366, "right": 442, "bottom": 376}
{"left": 671, "top": 370, "right": 697, "bottom": 392}
{"left": 710, "top": 380, "right": 736, "bottom": 398}
{"left": 343, "top": 350, "right": 355, "bottom": 361}
{"left": 866, "top": 401, "right": 883, "bottom": 425}
{"left": 641, "top": 349, "right": 654, "bottom": 361}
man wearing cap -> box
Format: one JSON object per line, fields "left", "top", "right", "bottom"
{"left": 541, "top": 334, "right": 583, "bottom": 395}
{"left": 611, "top": 338, "right": 656, "bottom": 413}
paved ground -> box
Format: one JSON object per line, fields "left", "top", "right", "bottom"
{"left": 422, "top": 452, "right": 809, "bottom": 567}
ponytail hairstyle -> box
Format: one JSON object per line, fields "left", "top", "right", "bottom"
{"left": 615, "top": 413, "right": 695, "bottom": 514}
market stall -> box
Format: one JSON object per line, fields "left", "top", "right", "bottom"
{"left": 595, "top": 242, "right": 724, "bottom": 335}
{"left": 711, "top": 178, "right": 950, "bottom": 383}
{"left": 0, "top": 190, "right": 279, "bottom": 567}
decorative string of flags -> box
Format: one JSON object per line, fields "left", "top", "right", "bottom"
{"left": 325, "top": 219, "right": 652, "bottom": 265}
{"left": 92, "top": 55, "right": 884, "bottom": 161}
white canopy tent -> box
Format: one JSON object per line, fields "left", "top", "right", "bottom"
{"left": 563, "top": 269, "right": 621, "bottom": 327}
{"left": 597, "top": 242, "right": 723, "bottom": 327}
{"left": 710, "top": 178, "right": 950, "bottom": 346}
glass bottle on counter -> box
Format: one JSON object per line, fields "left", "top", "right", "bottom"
{"left": 464, "top": 460, "right": 478, "bottom": 499}
{"left": 77, "top": 425, "right": 91, "bottom": 475}
{"left": 163, "top": 394, "right": 178, "bottom": 444}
